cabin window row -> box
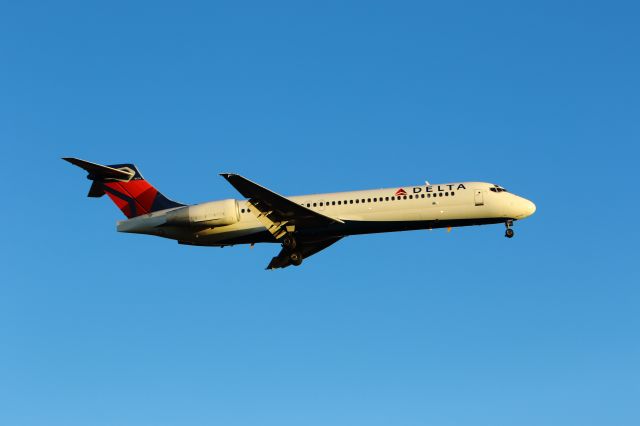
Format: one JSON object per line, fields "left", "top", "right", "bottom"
{"left": 240, "top": 192, "right": 456, "bottom": 213}
{"left": 303, "top": 191, "right": 456, "bottom": 208}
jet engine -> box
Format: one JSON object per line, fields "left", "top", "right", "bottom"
{"left": 165, "top": 199, "right": 240, "bottom": 227}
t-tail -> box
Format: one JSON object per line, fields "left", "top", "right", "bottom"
{"left": 63, "top": 157, "right": 184, "bottom": 218}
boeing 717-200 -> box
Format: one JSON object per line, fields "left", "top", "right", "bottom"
{"left": 64, "top": 158, "right": 536, "bottom": 269}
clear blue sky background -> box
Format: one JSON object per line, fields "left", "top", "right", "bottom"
{"left": 1, "top": 1, "right": 638, "bottom": 425}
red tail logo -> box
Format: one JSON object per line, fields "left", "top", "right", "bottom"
{"left": 103, "top": 180, "right": 159, "bottom": 218}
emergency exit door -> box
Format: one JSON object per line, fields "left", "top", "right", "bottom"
{"left": 474, "top": 190, "right": 484, "bottom": 206}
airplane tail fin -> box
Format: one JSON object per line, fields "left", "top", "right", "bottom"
{"left": 63, "top": 157, "right": 185, "bottom": 218}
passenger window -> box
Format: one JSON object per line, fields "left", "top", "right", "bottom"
{"left": 421, "top": 194, "right": 425, "bottom": 198}
{"left": 313, "top": 203, "right": 317, "bottom": 207}
{"left": 451, "top": 191, "right": 455, "bottom": 196}
{"left": 241, "top": 209, "right": 245, "bottom": 213}
{"left": 385, "top": 197, "right": 389, "bottom": 201}
{"left": 356, "top": 199, "right": 359, "bottom": 203}
{"left": 391, "top": 196, "right": 395, "bottom": 201}
{"left": 409, "top": 195, "right": 413, "bottom": 199}
{"left": 445, "top": 192, "right": 448, "bottom": 196}
{"left": 403, "top": 195, "right": 407, "bottom": 200}
{"left": 439, "top": 193, "right": 443, "bottom": 197}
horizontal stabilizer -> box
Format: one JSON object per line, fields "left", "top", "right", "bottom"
{"left": 62, "top": 157, "right": 134, "bottom": 181}
{"left": 87, "top": 181, "right": 106, "bottom": 198}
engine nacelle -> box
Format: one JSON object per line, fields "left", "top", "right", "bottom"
{"left": 165, "top": 199, "right": 240, "bottom": 227}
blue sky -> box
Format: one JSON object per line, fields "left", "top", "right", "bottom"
{"left": 1, "top": 1, "right": 638, "bottom": 425}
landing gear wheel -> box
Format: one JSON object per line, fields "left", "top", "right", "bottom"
{"left": 282, "top": 234, "right": 297, "bottom": 250}
{"left": 289, "top": 251, "right": 303, "bottom": 266}
{"left": 505, "top": 228, "right": 515, "bottom": 238}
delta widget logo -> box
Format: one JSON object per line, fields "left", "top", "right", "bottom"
{"left": 395, "top": 188, "right": 407, "bottom": 196}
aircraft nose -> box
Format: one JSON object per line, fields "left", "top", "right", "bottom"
{"left": 524, "top": 199, "right": 536, "bottom": 217}
{"left": 512, "top": 197, "right": 536, "bottom": 219}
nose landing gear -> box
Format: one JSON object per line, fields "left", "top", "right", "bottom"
{"left": 504, "top": 220, "right": 515, "bottom": 238}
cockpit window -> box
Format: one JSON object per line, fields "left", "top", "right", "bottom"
{"left": 491, "top": 185, "right": 509, "bottom": 193}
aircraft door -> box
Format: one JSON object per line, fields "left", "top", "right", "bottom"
{"left": 474, "top": 190, "right": 484, "bottom": 206}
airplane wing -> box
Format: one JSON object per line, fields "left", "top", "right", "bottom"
{"left": 220, "top": 173, "right": 343, "bottom": 239}
{"left": 267, "top": 237, "right": 342, "bottom": 270}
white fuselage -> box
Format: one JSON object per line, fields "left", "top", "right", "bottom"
{"left": 117, "top": 181, "right": 536, "bottom": 246}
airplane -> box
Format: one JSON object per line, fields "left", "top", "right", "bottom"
{"left": 63, "top": 157, "right": 536, "bottom": 269}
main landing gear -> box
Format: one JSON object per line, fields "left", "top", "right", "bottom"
{"left": 282, "top": 233, "right": 303, "bottom": 266}
{"left": 504, "top": 220, "right": 515, "bottom": 238}
{"left": 288, "top": 251, "right": 303, "bottom": 266}
{"left": 282, "top": 234, "right": 297, "bottom": 250}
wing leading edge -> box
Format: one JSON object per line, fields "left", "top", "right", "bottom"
{"left": 220, "top": 173, "right": 344, "bottom": 268}
{"left": 220, "top": 173, "right": 343, "bottom": 237}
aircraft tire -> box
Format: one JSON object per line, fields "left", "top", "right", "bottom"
{"left": 505, "top": 228, "right": 515, "bottom": 238}
{"left": 289, "top": 251, "right": 303, "bottom": 266}
{"left": 283, "top": 234, "right": 297, "bottom": 250}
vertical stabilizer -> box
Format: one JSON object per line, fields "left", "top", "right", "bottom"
{"left": 63, "top": 157, "right": 184, "bottom": 218}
